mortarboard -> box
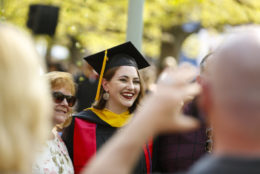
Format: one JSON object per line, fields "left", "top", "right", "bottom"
{"left": 84, "top": 41, "right": 150, "bottom": 102}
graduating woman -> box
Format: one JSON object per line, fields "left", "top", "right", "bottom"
{"left": 62, "top": 42, "right": 151, "bottom": 174}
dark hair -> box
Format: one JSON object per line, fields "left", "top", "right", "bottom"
{"left": 200, "top": 52, "right": 213, "bottom": 73}
{"left": 93, "top": 67, "right": 144, "bottom": 113}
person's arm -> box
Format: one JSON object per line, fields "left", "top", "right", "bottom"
{"left": 82, "top": 64, "right": 200, "bottom": 174}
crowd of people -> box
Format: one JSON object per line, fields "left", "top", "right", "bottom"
{"left": 2, "top": 21, "right": 260, "bottom": 174}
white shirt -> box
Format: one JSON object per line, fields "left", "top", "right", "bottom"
{"left": 32, "top": 130, "right": 74, "bottom": 174}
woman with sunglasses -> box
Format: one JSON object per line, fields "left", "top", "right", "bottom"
{"left": 62, "top": 42, "right": 151, "bottom": 174}
{"left": 32, "top": 71, "right": 76, "bottom": 174}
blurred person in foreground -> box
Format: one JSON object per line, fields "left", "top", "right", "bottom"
{"left": 0, "top": 23, "right": 51, "bottom": 173}
{"left": 32, "top": 71, "right": 76, "bottom": 173}
{"left": 153, "top": 53, "right": 213, "bottom": 173}
{"left": 82, "top": 29, "right": 260, "bottom": 174}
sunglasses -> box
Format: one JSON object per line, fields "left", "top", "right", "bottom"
{"left": 52, "top": 91, "right": 76, "bottom": 107}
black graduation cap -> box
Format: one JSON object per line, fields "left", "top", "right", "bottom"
{"left": 84, "top": 41, "right": 150, "bottom": 74}
{"left": 83, "top": 41, "right": 150, "bottom": 102}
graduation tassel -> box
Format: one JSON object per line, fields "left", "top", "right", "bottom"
{"left": 95, "top": 50, "right": 108, "bottom": 102}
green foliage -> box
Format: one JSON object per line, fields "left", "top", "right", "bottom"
{"left": 0, "top": 0, "right": 128, "bottom": 53}
{"left": 1, "top": 0, "right": 260, "bottom": 58}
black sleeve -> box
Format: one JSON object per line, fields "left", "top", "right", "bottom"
{"left": 62, "top": 117, "right": 75, "bottom": 162}
{"left": 152, "top": 136, "right": 163, "bottom": 173}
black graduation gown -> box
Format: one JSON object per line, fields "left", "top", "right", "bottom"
{"left": 62, "top": 110, "right": 151, "bottom": 174}
{"left": 74, "top": 74, "right": 98, "bottom": 112}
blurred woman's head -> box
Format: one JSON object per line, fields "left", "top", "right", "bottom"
{"left": 94, "top": 66, "right": 144, "bottom": 113}
{"left": 45, "top": 71, "right": 76, "bottom": 130}
{"left": 0, "top": 23, "right": 51, "bottom": 173}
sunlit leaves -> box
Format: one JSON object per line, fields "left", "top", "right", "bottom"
{"left": 3, "top": 0, "right": 260, "bottom": 58}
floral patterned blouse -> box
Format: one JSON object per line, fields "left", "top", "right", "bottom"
{"left": 32, "top": 129, "right": 74, "bottom": 174}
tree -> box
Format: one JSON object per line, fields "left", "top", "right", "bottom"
{"left": 143, "top": 0, "right": 260, "bottom": 67}
{"left": 1, "top": 0, "right": 129, "bottom": 65}
{"left": 2, "top": 0, "right": 260, "bottom": 68}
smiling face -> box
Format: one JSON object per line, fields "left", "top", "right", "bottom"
{"left": 52, "top": 87, "right": 73, "bottom": 125}
{"left": 103, "top": 66, "right": 141, "bottom": 113}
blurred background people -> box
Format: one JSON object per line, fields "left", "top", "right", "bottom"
{"left": 32, "top": 71, "right": 76, "bottom": 174}
{"left": 153, "top": 53, "right": 213, "bottom": 173}
{"left": 0, "top": 23, "right": 51, "bottom": 174}
{"left": 74, "top": 61, "right": 98, "bottom": 112}
{"left": 62, "top": 42, "right": 151, "bottom": 174}
{"left": 162, "top": 56, "right": 177, "bottom": 69}
{"left": 140, "top": 63, "right": 158, "bottom": 94}
{"left": 48, "top": 62, "right": 67, "bottom": 72}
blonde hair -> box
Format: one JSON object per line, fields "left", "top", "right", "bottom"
{"left": 46, "top": 71, "right": 76, "bottom": 96}
{"left": 0, "top": 24, "right": 52, "bottom": 173}
{"left": 45, "top": 71, "right": 76, "bottom": 130}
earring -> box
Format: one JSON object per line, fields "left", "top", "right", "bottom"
{"left": 103, "top": 92, "right": 109, "bottom": 100}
